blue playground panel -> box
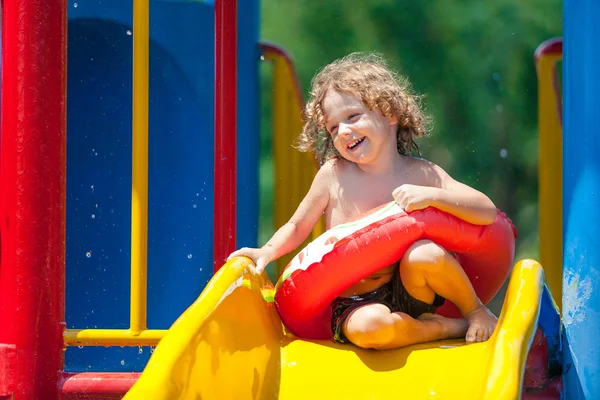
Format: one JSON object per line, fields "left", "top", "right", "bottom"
{"left": 562, "top": 0, "right": 600, "bottom": 397}
{"left": 65, "top": 0, "right": 259, "bottom": 372}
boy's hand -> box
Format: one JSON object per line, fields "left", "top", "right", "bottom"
{"left": 392, "top": 184, "right": 438, "bottom": 212}
{"left": 227, "top": 246, "right": 275, "bottom": 274}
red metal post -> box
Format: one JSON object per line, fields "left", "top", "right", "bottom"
{"left": 534, "top": 37, "right": 563, "bottom": 124}
{"left": 0, "top": 0, "right": 67, "bottom": 398}
{"left": 59, "top": 373, "right": 141, "bottom": 399}
{"left": 213, "top": 0, "right": 237, "bottom": 272}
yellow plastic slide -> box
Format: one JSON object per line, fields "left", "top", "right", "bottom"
{"left": 123, "top": 257, "right": 544, "bottom": 400}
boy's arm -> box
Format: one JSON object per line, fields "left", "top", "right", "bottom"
{"left": 261, "top": 162, "right": 331, "bottom": 260}
{"left": 429, "top": 163, "right": 497, "bottom": 225}
{"left": 394, "top": 159, "right": 497, "bottom": 226}
{"left": 229, "top": 161, "right": 332, "bottom": 273}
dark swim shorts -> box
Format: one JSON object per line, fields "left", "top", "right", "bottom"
{"left": 331, "top": 269, "right": 446, "bottom": 344}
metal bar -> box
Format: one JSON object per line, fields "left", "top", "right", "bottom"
{"left": 64, "top": 329, "right": 166, "bottom": 347}
{"left": 59, "top": 372, "right": 141, "bottom": 398}
{"left": 213, "top": 0, "right": 238, "bottom": 272}
{"left": 534, "top": 38, "right": 563, "bottom": 310}
{"left": 271, "top": 57, "right": 288, "bottom": 251}
{"left": 0, "top": 0, "right": 67, "bottom": 398}
{"left": 259, "top": 43, "right": 326, "bottom": 276}
{"left": 130, "top": 0, "right": 150, "bottom": 333}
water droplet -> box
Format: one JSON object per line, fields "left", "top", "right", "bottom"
{"left": 260, "top": 55, "right": 265, "bottom": 61}
{"left": 187, "top": 254, "right": 193, "bottom": 259}
{"left": 199, "top": 268, "right": 203, "bottom": 272}
{"left": 500, "top": 149, "right": 508, "bottom": 159}
{"left": 86, "top": 251, "right": 92, "bottom": 258}
{"left": 150, "top": 346, "right": 155, "bottom": 353}
{"left": 192, "top": 204, "right": 197, "bottom": 209}
{"left": 126, "top": 30, "right": 132, "bottom": 36}
{"left": 91, "top": 214, "right": 96, "bottom": 219}
{"left": 120, "top": 360, "right": 125, "bottom": 365}
{"left": 138, "top": 347, "right": 143, "bottom": 354}
{"left": 196, "top": 193, "right": 200, "bottom": 196}
{"left": 73, "top": 2, "right": 78, "bottom": 7}
{"left": 492, "top": 73, "right": 500, "bottom": 81}
{"left": 78, "top": 345, "right": 83, "bottom": 349}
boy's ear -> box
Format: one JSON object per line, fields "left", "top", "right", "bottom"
{"left": 388, "top": 114, "right": 399, "bottom": 126}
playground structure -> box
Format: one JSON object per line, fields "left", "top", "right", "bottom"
{"left": 0, "top": 0, "right": 598, "bottom": 399}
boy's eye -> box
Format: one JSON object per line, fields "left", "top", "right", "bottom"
{"left": 330, "top": 125, "right": 338, "bottom": 134}
{"left": 349, "top": 113, "right": 360, "bottom": 120}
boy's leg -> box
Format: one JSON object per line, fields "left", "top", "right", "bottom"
{"left": 400, "top": 240, "right": 497, "bottom": 342}
{"left": 342, "top": 303, "right": 467, "bottom": 350}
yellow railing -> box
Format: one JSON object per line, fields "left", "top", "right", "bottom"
{"left": 64, "top": 0, "right": 167, "bottom": 347}
{"left": 534, "top": 37, "right": 563, "bottom": 310}
{"left": 260, "top": 43, "right": 326, "bottom": 276}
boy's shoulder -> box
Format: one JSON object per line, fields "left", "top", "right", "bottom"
{"left": 402, "top": 155, "right": 438, "bottom": 170}
{"left": 319, "top": 157, "right": 356, "bottom": 177}
{"left": 400, "top": 155, "right": 447, "bottom": 181}
{"left": 312, "top": 158, "right": 337, "bottom": 184}
{"left": 319, "top": 157, "right": 349, "bottom": 171}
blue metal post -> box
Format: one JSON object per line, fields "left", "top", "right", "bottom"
{"left": 562, "top": 0, "right": 600, "bottom": 398}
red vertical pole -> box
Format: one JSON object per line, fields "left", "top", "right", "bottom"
{"left": 213, "top": 0, "right": 237, "bottom": 272}
{"left": 0, "top": 0, "right": 67, "bottom": 398}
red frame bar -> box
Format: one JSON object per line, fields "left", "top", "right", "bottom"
{"left": 0, "top": 0, "right": 67, "bottom": 398}
{"left": 533, "top": 37, "right": 563, "bottom": 61}
{"left": 213, "top": 0, "right": 238, "bottom": 272}
{"left": 59, "top": 373, "right": 141, "bottom": 399}
{"left": 534, "top": 37, "right": 563, "bottom": 124}
{"left": 259, "top": 42, "right": 306, "bottom": 109}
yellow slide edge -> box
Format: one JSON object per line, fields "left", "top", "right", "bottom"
{"left": 124, "top": 258, "right": 544, "bottom": 400}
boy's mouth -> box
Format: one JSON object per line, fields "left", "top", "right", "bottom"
{"left": 347, "top": 137, "right": 365, "bottom": 150}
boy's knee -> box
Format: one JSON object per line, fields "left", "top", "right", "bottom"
{"left": 402, "top": 239, "right": 448, "bottom": 268}
{"left": 343, "top": 305, "right": 395, "bottom": 349}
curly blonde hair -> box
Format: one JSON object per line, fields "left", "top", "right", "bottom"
{"left": 296, "top": 52, "right": 432, "bottom": 164}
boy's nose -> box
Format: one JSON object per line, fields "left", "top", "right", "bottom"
{"left": 338, "top": 122, "right": 352, "bottom": 136}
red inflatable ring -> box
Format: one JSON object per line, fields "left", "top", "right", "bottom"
{"left": 274, "top": 202, "right": 517, "bottom": 340}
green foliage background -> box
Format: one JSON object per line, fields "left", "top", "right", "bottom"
{"left": 257, "top": 1, "right": 562, "bottom": 289}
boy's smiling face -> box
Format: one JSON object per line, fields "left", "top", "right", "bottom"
{"left": 323, "top": 90, "right": 398, "bottom": 167}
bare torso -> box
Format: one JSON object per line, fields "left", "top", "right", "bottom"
{"left": 323, "top": 156, "right": 442, "bottom": 297}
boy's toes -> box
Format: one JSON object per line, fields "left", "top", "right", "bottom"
{"left": 465, "top": 306, "right": 497, "bottom": 343}
{"left": 484, "top": 327, "right": 491, "bottom": 341}
{"left": 475, "top": 328, "right": 483, "bottom": 342}
{"left": 465, "top": 326, "right": 477, "bottom": 343}
{"left": 487, "top": 325, "right": 495, "bottom": 340}
{"left": 466, "top": 324, "right": 496, "bottom": 343}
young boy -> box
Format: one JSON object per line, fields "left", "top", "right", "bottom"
{"left": 229, "top": 52, "right": 498, "bottom": 349}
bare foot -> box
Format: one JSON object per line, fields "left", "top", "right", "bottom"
{"left": 418, "top": 313, "right": 468, "bottom": 340}
{"left": 464, "top": 306, "right": 497, "bottom": 343}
